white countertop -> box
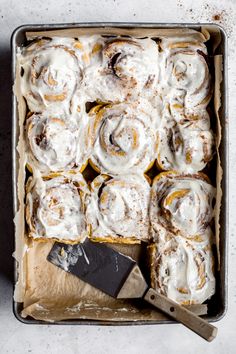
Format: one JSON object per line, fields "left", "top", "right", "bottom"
{"left": 0, "top": 0, "right": 235, "bottom": 353}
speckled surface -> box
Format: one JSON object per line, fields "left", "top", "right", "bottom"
{"left": 0, "top": 0, "right": 235, "bottom": 353}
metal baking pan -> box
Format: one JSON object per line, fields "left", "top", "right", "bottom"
{"left": 11, "top": 22, "right": 228, "bottom": 325}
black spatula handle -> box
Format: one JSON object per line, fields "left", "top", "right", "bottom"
{"left": 144, "top": 288, "right": 217, "bottom": 342}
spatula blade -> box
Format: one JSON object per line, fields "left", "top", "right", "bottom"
{"left": 47, "top": 240, "right": 217, "bottom": 342}
{"left": 47, "top": 239, "right": 141, "bottom": 298}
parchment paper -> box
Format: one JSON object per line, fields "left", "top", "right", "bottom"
{"left": 14, "top": 26, "right": 223, "bottom": 322}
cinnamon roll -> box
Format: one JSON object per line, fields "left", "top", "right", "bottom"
{"left": 167, "top": 89, "right": 211, "bottom": 129}
{"left": 88, "top": 102, "right": 158, "bottom": 175}
{"left": 26, "top": 172, "right": 89, "bottom": 242}
{"left": 20, "top": 37, "right": 84, "bottom": 114}
{"left": 26, "top": 112, "right": 89, "bottom": 173}
{"left": 149, "top": 236, "right": 215, "bottom": 305}
{"left": 159, "top": 38, "right": 211, "bottom": 109}
{"left": 156, "top": 109, "right": 214, "bottom": 172}
{"left": 84, "top": 37, "right": 159, "bottom": 102}
{"left": 86, "top": 174, "right": 151, "bottom": 243}
{"left": 150, "top": 171, "right": 216, "bottom": 242}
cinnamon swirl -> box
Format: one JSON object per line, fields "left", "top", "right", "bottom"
{"left": 159, "top": 38, "right": 211, "bottom": 109}
{"left": 150, "top": 171, "right": 216, "bottom": 242}
{"left": 20, "top": 37, "right": 84, "bottom": 114}
{"left": 84, "top": 37, "right": 159, "bottom": 102}
{"left": 26, "top": 111, "right": 89, "bottom": 173}
{"left": 156, "top": 108, "right": 214, "bottom": 172}
{"left": 26, "top": 172, "right": 89, "bottom": 243}
{"left": 88, "top": 102, "right": 158, "bottom": 175}
{"left": 149, "top": 236, "right": 215, "bottom": 305}
{"left": 86, "top": 174, "right": 151, "bottom": 243}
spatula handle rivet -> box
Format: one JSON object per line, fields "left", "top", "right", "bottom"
{"left": 170, "top": 307, "right": 175, "bottom": 312}
{"left": 150, "top": 294, "right": 155, "bottom": 300}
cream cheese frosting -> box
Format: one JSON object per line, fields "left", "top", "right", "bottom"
{"left": 86, "top": 174, "right": 151, "bottom": 241}
{"left": 157, "top": 109, "right": 214, "bottom": 172}
{"left": 19, "top": 37, "right": 85, "bottom": 115}
{"left": 150, "top": 172, "right": 216, "bottom": 241}
{"left": 82, "top": 37, "right": 159, "bottom": 103}
{"left": 158, "top": 37, "right": 211, "bottom": 109}
{"left": 89, "top": 101, "right": 159, "bottom": 175}
{"left": 26, "top": 111, "right": 90, "bottom": 173}
{"left": 19, "top": 34, "right": 213, "bottom": 174}
{"left": 150, "top": 234, "right": 215, "bottom": 304}
{"left": 26, "top": 172, "right": 89, "bottom": 242}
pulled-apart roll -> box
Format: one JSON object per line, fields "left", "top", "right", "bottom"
{"left": 148, "top": 235, "right": 215, "bottom": 305}
{"left": 150, "top": 171, "right": 216, "bottom": 242}
{"left": 19, "top": 37, "right": 84, "bottom": 114}
{"left": 88, "top": 102, "right": 158, "bottom": 175}
{"left": 26, "top": 172, "right": 89, "bottom": 242}
{"left": 86, "top": 174, "right": 151, "bottom": 243}
{"left": 26, "top": 111, "right": 89, "bottom": 173}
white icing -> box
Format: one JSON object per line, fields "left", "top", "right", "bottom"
{"left": 89, "top": 101, "right": 158, "bottom": 175}
{"left": 150, "top": 172, "right": 216, "bottom": 240}
{"left": 86, "top": 174, "right": 151, "bottom": 241}
{"left": 19, "top": 34, "right": 213, "bottom": 174}
{"left": 26, "top": 172, "right": 89, "bottom": 241}
{"left": 168, "top": 89, "right": 211, "bottom": 130}
{"left": 153, "top": 234, "right": 215, "bottom": 304}
{"left": 49, "top": 243, "right": 89, "bottom": 272}
{"left": 26, "top": 111, "right": 89, "bottom": 173}
{"left": 158, "top": 38, "right": 211, "bottom": 109}
{"left": 157, "top": 109, "right": 214, "bottom": 172}
{"left": 20, "top": 37, "right": 84, "bottom": 114}
{"left": 83, "top": 37, "right": 159, "bottom": 102}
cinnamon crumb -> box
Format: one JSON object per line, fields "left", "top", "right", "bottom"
{"left": 212, "top": 14, "right": 221, "bottom": 21}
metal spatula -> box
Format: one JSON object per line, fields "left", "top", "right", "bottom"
{"left": 47, "top": 239, "right": 217, "bottom": 341}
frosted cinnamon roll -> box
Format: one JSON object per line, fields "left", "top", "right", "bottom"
{"left": 20, "top": 37, "right": 84, "bottom": 114}
{"left": 86, "top": 174, "right": 151, "bottom": 243}
{"left": 88, "top": 102, "right": 158, "bottom": 175}
{"left": 149, "top": 236, "right": 215, "bottom": 305}
{"left": 85, "top": 37, "right": 159, "bottom": 102}
{"left": 150, "top": 172, "right": 216, "bottom": 242}
{"left": 160, "top": 39, "right": 211, "bottom": 109}
{"left": 167, "top": 89, "right": 211, "bottom": 129}
{"left": 26, "top": 172, "right": 89, "bottom": 243}
{"left": 156, "top": 112, "right": 214, "bottom": 172}
{"left": 26, "top": 112, "right": 89, "bottom": 173}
